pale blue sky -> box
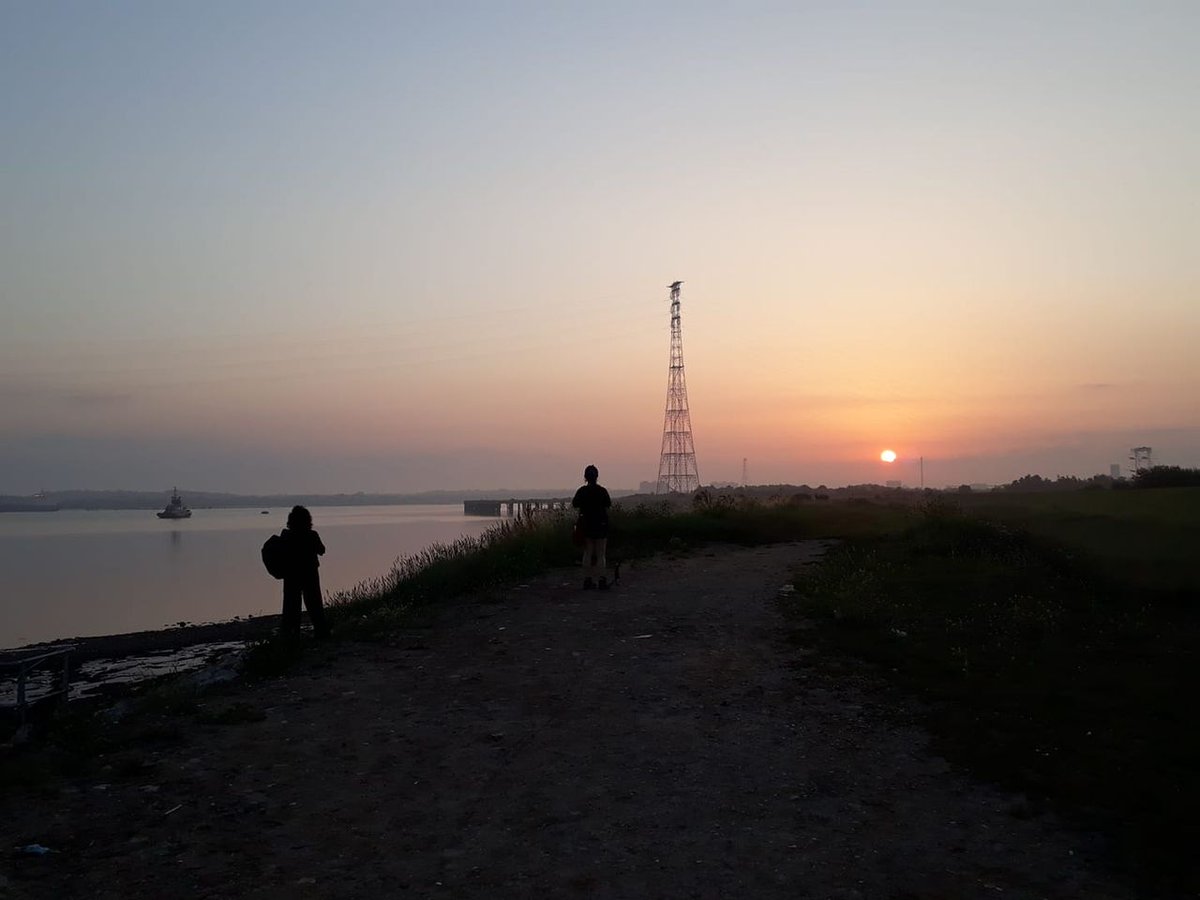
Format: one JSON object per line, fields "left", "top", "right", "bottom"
{"left": 2, "top": 1, "right": 1197, "bottom": 492}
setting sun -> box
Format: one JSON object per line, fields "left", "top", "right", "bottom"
{"left": 880, "top": 449, "right": 897, "bottom": 463}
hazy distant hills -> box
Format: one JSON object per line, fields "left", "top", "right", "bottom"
{"left": 0, "top": 488, "right": 623, "bottom": 512}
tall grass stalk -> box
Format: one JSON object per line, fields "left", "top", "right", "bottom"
{"left": 325, "top": 513, "right": 579, "bottom": 637}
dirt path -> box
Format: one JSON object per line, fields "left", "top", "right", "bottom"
{"left": 3, "top": 544, "right": 1129, "bottom": 899}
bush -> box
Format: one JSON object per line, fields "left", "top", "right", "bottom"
{"left": 1132, "top": 465, "right": 1200, "bottom": 489}
{"left": 785, "top": 511, "right": 1200, "bottom": 893}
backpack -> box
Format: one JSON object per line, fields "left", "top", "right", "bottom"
{"left": 261, "top": 533, "right": 288, "bottom": 580}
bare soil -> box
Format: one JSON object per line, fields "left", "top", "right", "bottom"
{"left": 2, "top": 543, "right": 1131, "bottom": 899}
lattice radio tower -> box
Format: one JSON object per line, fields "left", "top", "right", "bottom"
{"left": 656, "top": 281, "right": 701, "bottom": 493}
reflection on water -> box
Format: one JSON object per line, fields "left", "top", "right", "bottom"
{"left": 0, "top": 505, "right": 499, "bottom": 648}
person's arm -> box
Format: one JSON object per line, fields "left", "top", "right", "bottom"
{"left": 603, "top": 488, "right": 612, "bottom": 508}
{"left": 572, "top": 487, "right": 583, "bottom": 509}
{"left": 314, "top": 532, "right": 326, "bottom": 556}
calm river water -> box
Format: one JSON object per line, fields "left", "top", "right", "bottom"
{"left": 0, "top": 505, "right": 501, "bottom": 649}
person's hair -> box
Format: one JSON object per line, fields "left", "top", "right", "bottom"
{"left": 584, "top": 464, "right": 599, "bottom": 484}
{"left": 287, "top": 505, "right": 313, "bottom": 530}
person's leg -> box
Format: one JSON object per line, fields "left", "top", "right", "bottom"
{"left": 280, "top": 580, "right": 302, "bottom": 636}
{"left": 594, "top": 538, "right": 609, "bottom": 589}
{"left": 582, "top": 538, "right": 596, "bottom": 588}
{"left": 302, "top": 573, "right": 331, "bottom": 639}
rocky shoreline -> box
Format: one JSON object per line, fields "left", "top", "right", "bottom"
{"left": 10, "top": 616, "right": 280, "bottom": 666}
{"left": 1, "top": 617, "right": 282, "bottom": 709}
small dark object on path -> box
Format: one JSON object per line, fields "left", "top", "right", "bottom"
{"left": 16, "top": 844, "right": 55, "bottom": 856}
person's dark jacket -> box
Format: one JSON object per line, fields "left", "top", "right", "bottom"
{"left": 280, "top": 528, "right": 325, "bottom": 578}
{"left": 572, "top": 483, "right": 612, "bottom": 539}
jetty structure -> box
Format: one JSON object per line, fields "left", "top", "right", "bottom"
{"left": 463, "top": 497, "right": 571, "bottom": 517}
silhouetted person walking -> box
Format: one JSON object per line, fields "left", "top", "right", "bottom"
{"left": 280, "top": 505, "right": 331, "bottom": 639}
{"left": 572, "top": 464, "right": 612, "bottom": 590}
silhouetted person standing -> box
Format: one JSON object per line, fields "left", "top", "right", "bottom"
{"left": 280, "top": 505, "right": 331, "bottom": 639}
{"left": 572, "top": 464, "right": 612, "bottom": 590}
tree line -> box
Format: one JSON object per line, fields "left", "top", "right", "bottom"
{"left": 997, "top": 466, "right": 1200, "bottom": 492}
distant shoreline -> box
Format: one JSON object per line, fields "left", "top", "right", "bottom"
{"left": 0, "top": 489, "right": 634, "bottom": 513}
{"left": 0, "top": 483, "right": 925, "bottom": 514}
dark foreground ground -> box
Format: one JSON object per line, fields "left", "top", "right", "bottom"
{"left": 2, "top": 544, "right": 1130, "bottom": 899}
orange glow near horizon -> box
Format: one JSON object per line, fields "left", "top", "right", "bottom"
{"left": 880, "top": 449, "right": 897, "bottom": 463}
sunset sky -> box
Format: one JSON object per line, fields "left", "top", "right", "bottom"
{"left": 2, "top": 1, "right": 1197, "bottom": 493}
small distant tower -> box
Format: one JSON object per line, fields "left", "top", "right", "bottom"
{"left": 1130, "top": 446, "right": 1153, "bottom": 473}
{"left": 742, "top": 457, "right": 748, "bottom": 487}
{"left": 656, "top": 281, "right": 700, "bottom": 493}
{"left": 1109, "top": 463, "right": 1122, "bottom": 479}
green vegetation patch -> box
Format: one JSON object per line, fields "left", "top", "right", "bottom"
{"left": 618, "top": 491, "right": 912, "bottom": 549}
{"left": 959, "top": 485, "right": 1200, "bottom": 592}
{"left": 786, "top": 503, "right": 1199, "bottom": 894}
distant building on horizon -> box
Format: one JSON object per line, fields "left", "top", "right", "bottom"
{"left": 1110, "top": 463, "right": 1122, "bottom": 479}
{"left": 638, "top": 480, "right": 658, "bottom": 494}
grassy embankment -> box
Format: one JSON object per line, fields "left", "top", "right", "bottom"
{"left": 785, "top": 486, "right": 1200, "bottom": 895}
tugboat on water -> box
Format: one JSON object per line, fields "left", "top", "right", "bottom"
{"left": 157, "top": 487, "right": 192, "bottom": 519}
